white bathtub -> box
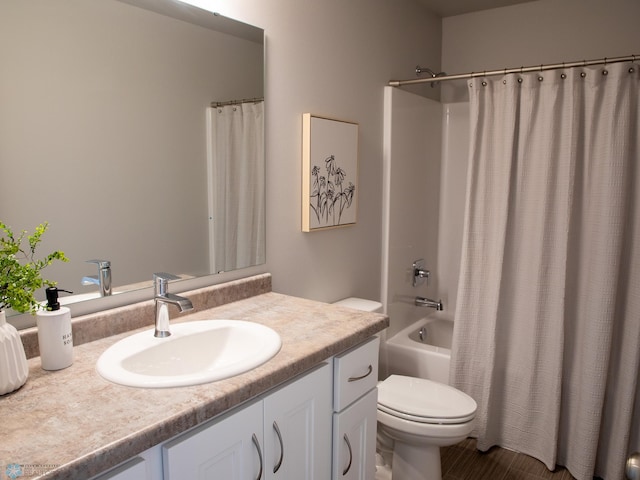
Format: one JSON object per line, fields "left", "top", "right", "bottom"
{"left": 385, "top": 315, "right": 453, "bottom": 385}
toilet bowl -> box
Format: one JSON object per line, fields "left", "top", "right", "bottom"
{"left": 377, "top": 374, "right": 476, "bottom": 480}
{"left": 332, "top": 297, "right": 477, "bottom": 480}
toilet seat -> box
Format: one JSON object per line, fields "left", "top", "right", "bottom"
{"left": 378, "top": 375, "right": 477, "bottom": 425}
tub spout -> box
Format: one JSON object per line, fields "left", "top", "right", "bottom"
{"left": 415, "top": 296, "right": 443, "bottom": 311}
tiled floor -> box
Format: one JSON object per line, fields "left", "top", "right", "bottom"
{"left": 441, "top": 438, "right": 576, "bottom": 480}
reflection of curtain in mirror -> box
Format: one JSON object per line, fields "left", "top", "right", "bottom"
{"left": 207, "top": 101, "right": 265, "bottom": 273}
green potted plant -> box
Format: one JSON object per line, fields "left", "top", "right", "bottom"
{"left": 0, "top": 221, "right": 68, "bottom": 395}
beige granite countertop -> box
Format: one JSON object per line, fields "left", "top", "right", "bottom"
{"left": 0, "top": 289, "right": 388, "bottom": 479}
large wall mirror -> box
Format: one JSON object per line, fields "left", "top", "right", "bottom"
{"left": 0, "top": 0, "right": 265, "bottom": 326}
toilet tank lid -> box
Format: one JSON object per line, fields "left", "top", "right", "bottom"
{"left": 332, "top": 297, "right": 383, "bottom": 313}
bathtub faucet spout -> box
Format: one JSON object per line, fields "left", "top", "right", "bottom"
{"left": 415, "top": 296, "right": 443, "bottom": 311}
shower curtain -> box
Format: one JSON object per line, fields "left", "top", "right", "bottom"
{"left": 207, "top": 101, "right": 265, "bottom": 273}
{"left": 451, "top": 62, "right": 640, "bottom": 480}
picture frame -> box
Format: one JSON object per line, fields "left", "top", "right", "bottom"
{"left": 302, "top": 113, "right": 359, "bottom": 232}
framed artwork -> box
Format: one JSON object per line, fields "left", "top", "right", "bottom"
{"left": 302, "top": 113, "right": 359, "bottom": 232}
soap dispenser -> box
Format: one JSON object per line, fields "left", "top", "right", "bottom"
{"left": 36, "top": 287, "right": 73, "bottom": 370}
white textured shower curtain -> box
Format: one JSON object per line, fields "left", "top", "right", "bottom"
{"left": 207, "top": 101, "right": 265, "bottom": 273}
{"left": 451, "top": 62, "right": 640, "bottom": 480}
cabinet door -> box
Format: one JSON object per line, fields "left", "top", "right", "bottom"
{"left": 163, "top": 400, "right": 264, "bottom": 480}
{"left": 332, "top": 388, "right": 378, "bottom": 480}
{"left": 263, "top": 363, "right": 332, "bottom": 480}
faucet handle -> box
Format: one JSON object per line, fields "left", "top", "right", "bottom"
{"left": 153, "top": 272, "right": 180, "bottom": 282}
{"left": 86, "top": 259, "right": 111, "bottom": 269}
{"left": 153, "top": 272, "right": 180, "bottom": 295}
{"left": 412, "top": 258, "right": 430, "bottom": 287}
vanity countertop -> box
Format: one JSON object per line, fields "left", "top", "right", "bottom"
{"left": 0, "top": 291, "right": 388, "bottom": 480}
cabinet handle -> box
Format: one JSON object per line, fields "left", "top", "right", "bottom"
{"left": 273, "top": 421, "right": 284, "bottom": 474}
{"left": 342, "top": 433, "right": 353, "bottom": 476}
{"left": 348, "top": 364, "right": 373, "bottom": 382}
{"left": 252, "top": 433, "right": 263, "bottom": 480}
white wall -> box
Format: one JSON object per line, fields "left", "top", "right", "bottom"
{"left": 437, "top": 102, "right": 469, "bottom": 317}
{"left": 382, "top": 87, "right": 443, "bottom": 341}
{"left": 187, "top": 0, "right": 442, "bottom": 303}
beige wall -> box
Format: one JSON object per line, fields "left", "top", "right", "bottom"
{"left": 197, "top": 0, "right": 442, "bottom": 303}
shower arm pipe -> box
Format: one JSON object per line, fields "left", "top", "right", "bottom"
{"left": 388, "top": 54, "right": 639, "bottom": 86}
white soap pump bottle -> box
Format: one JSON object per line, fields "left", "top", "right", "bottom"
{"left": 36, "top": 287, "right": 74, "bottom": 370}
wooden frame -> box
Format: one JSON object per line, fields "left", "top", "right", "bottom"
{"left": 302, "top": 113, "right": 359, "bottom": 232}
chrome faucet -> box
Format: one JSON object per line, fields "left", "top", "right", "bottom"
{"left": 153, "top": 272, "right": 193, "bottom": 338}
{"left": 415, "top": 296, "right": 443, "bottom": 311}
{"left": 82, "top": 259, "right": 112, "bottom": 296}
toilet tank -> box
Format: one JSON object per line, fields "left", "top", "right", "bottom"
{"left": 333, "top": 297, "right": 387, "bottom": 379}
{"left": 332, "top": 297, "right": 383, "bottom": 313}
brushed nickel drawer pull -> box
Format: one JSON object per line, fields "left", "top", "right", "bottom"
{"left": 342, "top": 433, "right": 353, "bottom": 476}
{"left": 252, "top": 433, "right": 263, "bottom": 480}
{"left": 348, "top": 364, "right": 373, "bottom": 382}
{"left": 273, "top": 421, "right": 284, "bottom": 473}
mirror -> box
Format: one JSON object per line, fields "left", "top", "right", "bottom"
{"left": 0, "top": 0, "right": 265, "bottom": 322}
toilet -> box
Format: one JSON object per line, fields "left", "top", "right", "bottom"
{"left": 333, "top": 298, "right": 477, "bottom": 480}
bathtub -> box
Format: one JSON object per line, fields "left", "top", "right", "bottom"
{"left": 385, "top": 315, "right": 453, "bottom": 385}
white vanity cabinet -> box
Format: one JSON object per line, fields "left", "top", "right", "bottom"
{"left": 162, "top": 362, "right": 332, "bottom": 480}
{"left": 332, "top": 336, "right": 380, "bottom": 480}
{"left": 90, "top": 337, "right": 381, "bottom": 480}
{"left": 163, "top": 400, "right": 264, "bottom": 479}
{"left": 263, "top": 362, "right": 332, "bottom": 479}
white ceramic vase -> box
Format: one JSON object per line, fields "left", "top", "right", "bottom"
{"left": 0, "top": 310, "right": 29, "bottom": 395}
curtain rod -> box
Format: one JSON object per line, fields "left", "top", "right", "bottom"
{"left": 210, "top": 97, "right": 263, "bottom": 108}
{"left": 388, "top": 54, "right": 639, "bottom": 86}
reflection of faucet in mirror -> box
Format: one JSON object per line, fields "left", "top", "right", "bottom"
{"left": 81, "top": 260, "right": 112, "bottom": 297}
{"left": 153, "top": 273, "right": 194, "bottom": 338}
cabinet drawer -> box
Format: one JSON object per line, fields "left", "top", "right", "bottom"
{"left": 333, "top": 336, "right": 379, "bottom": 411}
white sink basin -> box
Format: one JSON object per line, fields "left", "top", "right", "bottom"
{"left": 96, "top": 320, "right": 281, "bottom": 388}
